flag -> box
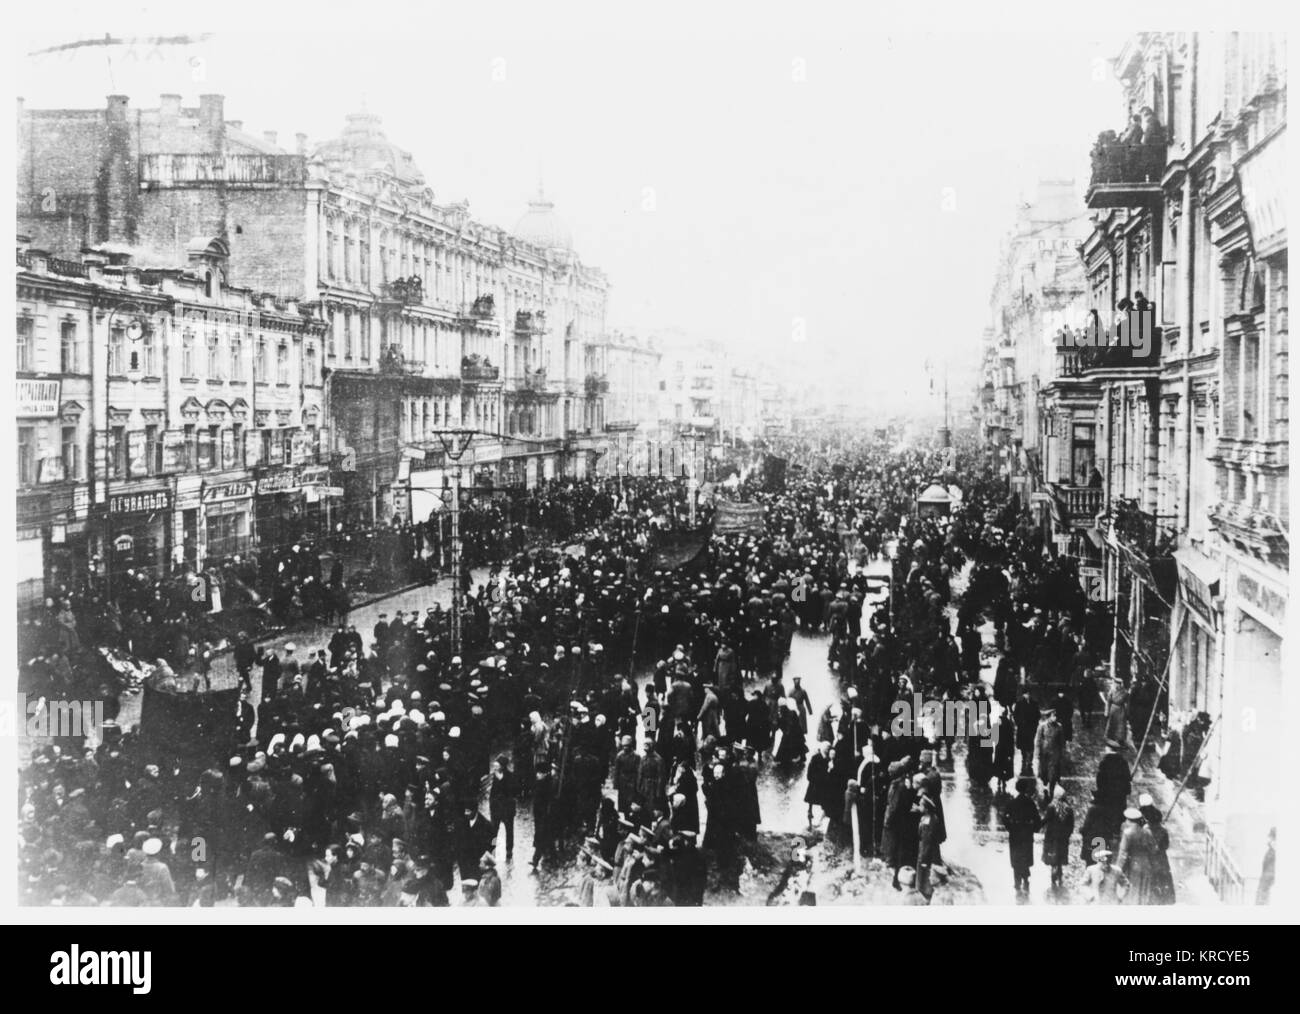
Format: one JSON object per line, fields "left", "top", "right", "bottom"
{"left": 713, "top": 500, "right": 766, "bottom": 537}
{"left": 644, "top": 529, "right": 709, "bottom": 574}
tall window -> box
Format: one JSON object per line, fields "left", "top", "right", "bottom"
{"left": 276, "top": 343, "right": 289, "bottom": 384}
{"left": 182, "top": 331, "right": 196, "bottom": 377}
{"left": 344, "top": 234, "right": 354, "bottom": 283}
{"left": 256, "top": 339, "right": 268, "bottom": 382}
{"left": 360, "top": 237, "right": 370, "bottom": 285}
{"left": 360, "top": 313, "right": 371, "bottom": 361}
{"left": 110, "top": 426, "right": 127, "bottom": 478}
{"left": 207, "top": 333, "right": 222, "bottom": 380}
{"left": 61, "top": 424, "right": 79, "bottom": 480}
{"left": 60, "top": 320, "right": 79, "bottom": 373}
{"left": 344, "top": 310, "right": 354, "bottom": 359}
{"left": 109, "top": 325, "right": 126, "bottom": 375}
{"left": 141, "top": 325, "right": 157, "bottom": 375}
{"left": 17, "top": 316, "right": 35, "bottom": 372}
{"left": 17, "top": 426, "right": 36, "bottom": 484}
{"left": 1071, "top": 424, "right": 1096, "bottom": 486}
{"left": 304, "top": 344, "right": 317, "bottom": 385}
{"left": 326, "top": 226, "right": 336, "bottom": 279}
{"left": 229, "top": 336, "right": 244, "bottom": 381}
{"left": 144, "top": 424, "right": 160, "bottom": 476}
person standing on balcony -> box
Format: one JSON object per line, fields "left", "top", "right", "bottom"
{"left": 1118, "top": 113, "right": 1143, "bottom": 145}
{"left": 1138, "top": 107, "right": 1166, "bottom": 147}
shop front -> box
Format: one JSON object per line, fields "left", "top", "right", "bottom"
{"left": 201, "top": 474, "right": 254, "bottom": 565}
{"left": 16, "top": 490, "right": 50, "bottom": 608}
{"left": 255, "top": 466, "right": 307, "bottom": 556}
{"left": 102, "top": 485, "right": 171, "bottom": 583}
{"left": 1170, "top": 546, "right": 1223, "bottom": 718}
{"left": 1207, "top": 550, "right": 1285, "bottom": 902}
{"left": 175, "top": 475, "right": 204, "bottom": 569}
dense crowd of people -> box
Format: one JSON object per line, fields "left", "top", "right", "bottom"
{"left": 17, "top": 432, "right": 1202, "bottom": 906}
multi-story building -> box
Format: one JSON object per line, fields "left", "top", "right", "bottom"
{"left": 592, "top": 331, "right": 661, "bottom": 479}
{"left": 983, "top": 180, "right": 1092, "bottom": 510}
{"left": 17, "top": 96, "right": 612, "bottom": 521}
{"left": 988, "top": 32, "right": 1287, "bottom": 903}
{"left": 15, "top": 234, "right": 326, "bottom": 604}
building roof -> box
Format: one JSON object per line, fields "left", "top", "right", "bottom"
{"left": 313, "top": 111, "right": 425, "bottom": 185}
{"left": 513, "top": 186, "right": 572, "bottom": 251}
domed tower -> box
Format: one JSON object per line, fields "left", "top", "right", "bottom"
{"left": 513, "top": 186, "right": 572, "bottom": 251}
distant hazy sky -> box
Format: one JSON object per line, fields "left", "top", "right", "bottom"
{"left": 16, "top": 3, "right": 1133, "bottom": 408}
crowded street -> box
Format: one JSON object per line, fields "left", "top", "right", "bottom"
{"left": 18, "top": 434, "right": 1220, "bottom": 906}
{"left": 12, "top": 24, "right": 1286, "bottom": 921}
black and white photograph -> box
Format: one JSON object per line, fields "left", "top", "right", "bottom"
{"left": 3, "top": 1, "right": 1293, "bottom": 946}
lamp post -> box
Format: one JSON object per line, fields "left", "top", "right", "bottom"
{"left": 100, "top": 301, "right": 153, "bottom": 600}
{"left": 433, "top": 427, "right": 476, "bottom": 657}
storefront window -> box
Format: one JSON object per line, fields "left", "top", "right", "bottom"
{"left": 205, "top": 508, "right": 248, "bottom": 559}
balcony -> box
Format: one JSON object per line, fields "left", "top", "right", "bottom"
{"left": 377, "top": 345, "right": 425, "bottom": 375}
{"left": 1053, "top": 484, "right": 1104, "bottom": 524}
{"left": 584, "top": 373, "right": 609, "bottom": 395}
{"left": 1104, "top": 498, "right": 1178, "bottom": 559}
{"left": 521, "top": 367, "right": 548, "bottom": 392}
{"left": 1086, "top": 137, "right": 1167, "bottom": 209}
{"left": 1208, "top": 501, "right": 1289, "bottom": 567}
{"left": 1058, "top": 310, "right": 1163, "bottom": 373}
{"left": 378, "top": 275, "right": 424, "bottom": 306}
{"left": 456, "top": 295, "right": 498, "bottom": 328}
{"left": 514, "top": 309, "right": 546, "bottom": 335}
{"left": 461, "top": 355, "right": 500, "bottom": 383}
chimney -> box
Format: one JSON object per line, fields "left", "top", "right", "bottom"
{"left": 198, "top": 94, "right": 225, "bottom": 147}
{"left": 296, "top": 132, "right": 308, "bottom": 155}
{"left": 263, "top": 130, "right": 278, "bottom": 147}
{"left": 107, "top": 94, "right": 129, "bottom": 121}
{"left": 81, "top": 249, "right": 107, "bottom": 282}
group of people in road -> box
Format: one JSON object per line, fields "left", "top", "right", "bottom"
{"left": 17, "top": 432, "right": 1190, "bottom": 907}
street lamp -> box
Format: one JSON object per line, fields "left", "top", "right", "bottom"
{"left": 100, "top": 301, "right": 155, "bottom": 599}
{"left": 432, "top": 427, "right": 476, "bottom": 657}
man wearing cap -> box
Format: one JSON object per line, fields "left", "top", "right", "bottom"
{"left": 1082, "top": 846, "right": 1125, "bottom": 903}
{"left": 140, "top": 837, "right": 177, "bottom": 905}
{"left": 1116, "top": 806, "right": 1158, "bottom": 905}
{"left": 488, "top": 757, "right": 517, "bottom": 861}
{"left": 1033, "top": 705, "right": 1066, "bottom": 798}
{"left": 530, "top": 762, "right": 559, "bottom": 870}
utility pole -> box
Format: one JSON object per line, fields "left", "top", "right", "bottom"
{"left": 450, "top": 461, "right": 463, "bottom": 655}
{"left": 433, "top": 428, "right": 476, "bottom": 657}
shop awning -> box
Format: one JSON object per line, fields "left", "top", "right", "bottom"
{"left": 1173, "top": 547, "right": 1222, "bottom": 593}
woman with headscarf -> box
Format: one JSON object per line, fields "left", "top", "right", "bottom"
{"left": 773, "top": 699, "right": 807, "bottom": 766}
{"left": 880, "top": 759, "right": 918, "bottom": 888}
{"left": 1006, "top": 777, "right": 1043, "bottom": 898}
{"left": 666, "top": 759, "right": 700, "bottom": 835}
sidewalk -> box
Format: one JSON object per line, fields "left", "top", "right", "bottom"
{"left": 947, "top": 562, "right": 1215, "bottom": 905}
